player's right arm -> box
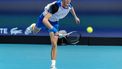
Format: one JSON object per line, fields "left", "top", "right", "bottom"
{"left": 43, "top": 12, "right": 53, "bottom": 29}
{"left": 42, "top": 3, "right": 59, "bottom": 33}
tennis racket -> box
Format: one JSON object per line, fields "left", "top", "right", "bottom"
{"left": 59, "top": 30, "right": 81, "bottom": 44}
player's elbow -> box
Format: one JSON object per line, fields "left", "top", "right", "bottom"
{"left": 43, "top": 13, "right": 52, "bottom": 23}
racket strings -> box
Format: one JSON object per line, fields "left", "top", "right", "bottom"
{"left": 66, "top": 32, "right": 80, "bottom": 44}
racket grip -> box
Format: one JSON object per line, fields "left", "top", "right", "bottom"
{"left": 59, "top": 34, "right": 64, "bottom": 38}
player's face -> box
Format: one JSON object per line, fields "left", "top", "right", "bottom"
{"left": 63, "top": 0, "right": 71, "bottom": 6}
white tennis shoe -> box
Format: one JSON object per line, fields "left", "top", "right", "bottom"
{"left": 50, "top": 65, "right": 57, "bottom": 69}
{"left": 25, "top": 26, "right": 33, "bottom": 35}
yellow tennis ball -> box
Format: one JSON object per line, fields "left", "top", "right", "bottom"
{"left": 87, "top": 26, "right": 93, "bottom": 33}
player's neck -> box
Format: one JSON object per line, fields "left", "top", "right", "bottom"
{"left": 61, "top": 2, "right": 68, "bottom": 9}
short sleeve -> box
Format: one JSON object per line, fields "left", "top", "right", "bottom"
{"left": 48, "top": 3, "right": 59, "bottom": 14}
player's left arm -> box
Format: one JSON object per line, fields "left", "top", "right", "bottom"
{"left": 70, "top": 7, "right": 80, "bottom": 24}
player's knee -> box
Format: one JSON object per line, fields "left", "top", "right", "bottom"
{"left": 51, "top": 40, "right": 57, "bottom": 45}
{"left": 51, "top": 38, "right": 58, "bottom": 44}
{"left": 51, "top": 40, "right": 57, "bottom": 47}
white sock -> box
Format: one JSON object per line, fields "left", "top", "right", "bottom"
{"left": 28, "top": 23, "right": 35, "bottom": 31}
{"left": 51, "top": 60, "right": 56, "bottom": 66}
{"left": 30, "top": 23, "right": 35, "bottom": 27}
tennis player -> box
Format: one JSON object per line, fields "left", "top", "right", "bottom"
{"left": 25, "top": 0, "right": 80, "bottom": 69}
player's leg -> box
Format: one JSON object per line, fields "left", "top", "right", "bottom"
{"left": 49, "top": 22, "right": 59, "bottom": 69}
{"left": 25, "top": 15, "right": 44, "bottom": 35}
{"left": 49, "top": 32, "right": 58, "bottom": 69}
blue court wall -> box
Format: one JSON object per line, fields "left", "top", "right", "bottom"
{"left": 0, "top": 0, "right": 122, "bottom": 37}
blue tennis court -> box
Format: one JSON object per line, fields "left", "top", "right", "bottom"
{"left": 0, "top": 44, "right": 122, "bottom": 69}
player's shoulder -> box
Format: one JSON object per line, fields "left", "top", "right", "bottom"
{"left": 49, "top": 1, "right": 61, "bottom": 8}
{"left": 47, "top": 1, "right": 61, "bottom": 14}
{"left": 45, "top": 1, "right": 60, "bottom": 10}
{"left": 47, "top": 1, "right": 61, "bottom": 7}
{"left": 55, "top": 0, "right": 61, "bottom": 7}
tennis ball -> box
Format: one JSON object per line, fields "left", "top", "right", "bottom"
{"left": 87, "top": 26, "right": 93, "bottom": 33}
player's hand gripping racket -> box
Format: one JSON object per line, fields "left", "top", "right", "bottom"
{"left": 59, "top": 30, "right": 81, "bottom": 44}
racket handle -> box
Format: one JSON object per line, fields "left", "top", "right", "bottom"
{"left": 59, "top": 34, "right": 64, "bottom": 38}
